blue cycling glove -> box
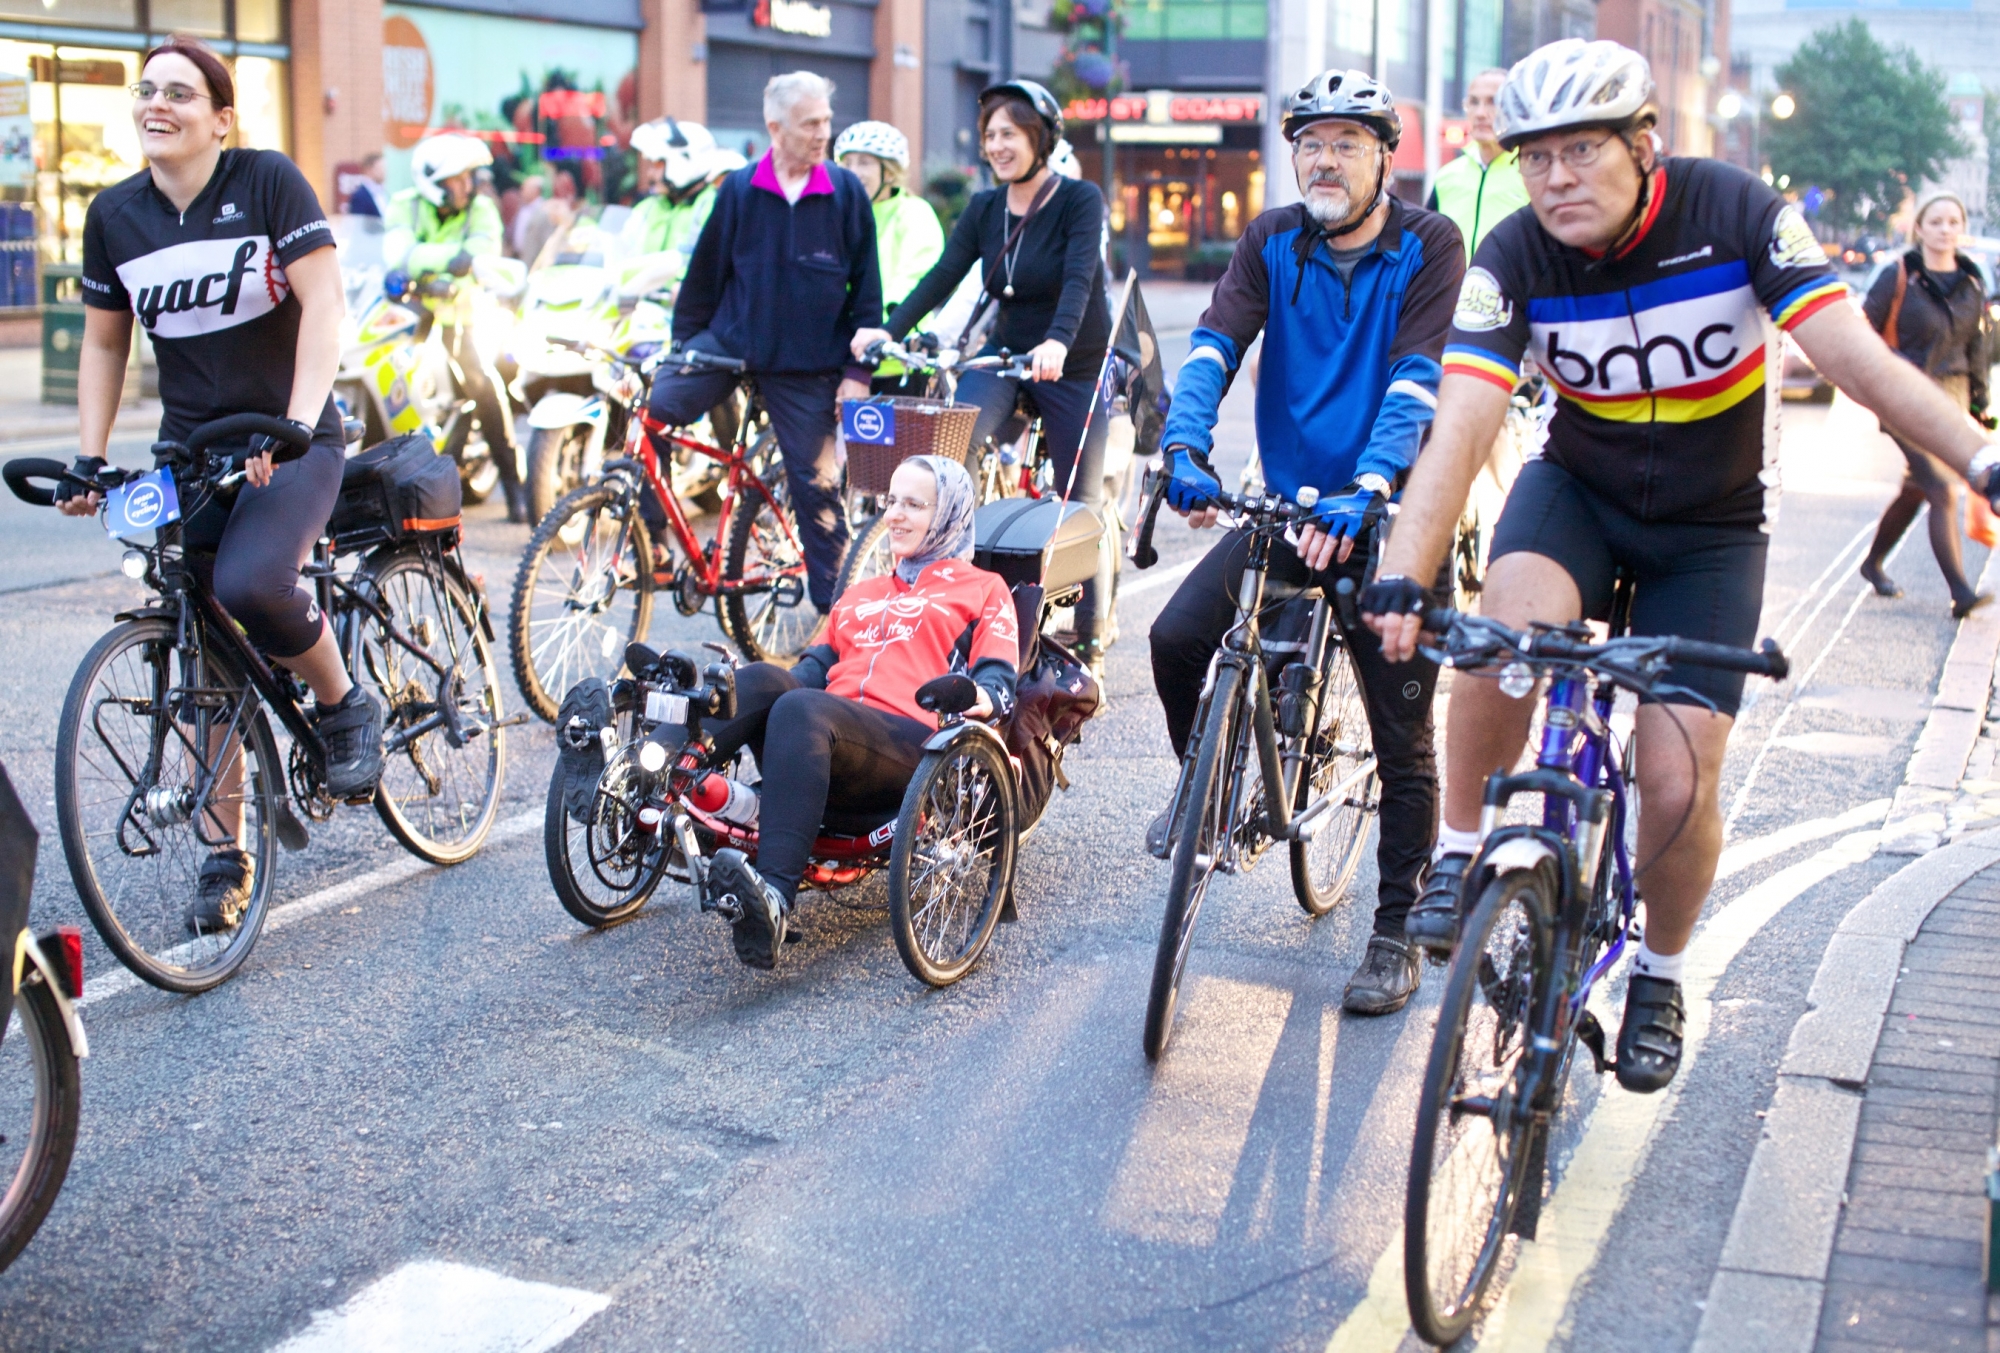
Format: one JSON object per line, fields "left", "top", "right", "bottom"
{"left": 1163, "top": 445, "right": 1221, "bottom": 513}
{"left": 1309, "top": 481, "right": 1389, "bottom": 551}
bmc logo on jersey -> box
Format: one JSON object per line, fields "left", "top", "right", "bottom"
{"left": 114, "top": 235, "right": 288, "bottom": 338}
{"left": 1529, "top": 261, "right": 1761, "bottom": 399}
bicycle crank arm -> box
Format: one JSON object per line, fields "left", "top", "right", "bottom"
{"left": 1278, "top": 756, "right": 1379, "bottom": 841}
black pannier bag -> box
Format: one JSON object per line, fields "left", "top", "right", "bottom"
{"left": 326, "top": 434, "right": 462, "bottom": 550}
{"left": 1004, "top": 630, "right": 1101, "bottom": 828}
{"left": 972, "top": 498, "right": 1104, "bottom": 593}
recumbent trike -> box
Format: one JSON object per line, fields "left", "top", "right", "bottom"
{"left": 543, "top": 495, "right": 1105, "bottom": 986}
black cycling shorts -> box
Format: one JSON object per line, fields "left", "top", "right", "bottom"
{"left": 1489, "top": 459, "right": 1769, "bottom": 717}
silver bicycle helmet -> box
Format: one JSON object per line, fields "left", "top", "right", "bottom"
{"left": 1282, "top": 69, "right": 1401, "bottom": 148}
{"left": 833, "top": 120, "right": 911, "bottom": 169}
{"left": 1496, "top": 39, "right": 1657, "bottom": 150}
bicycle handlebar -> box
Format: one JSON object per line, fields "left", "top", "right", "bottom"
{"left": 1130, "top": 468, "right": 1318, "bottom": 571}
{"left": 2, "top": 457, "right": 68, "bottom": 507}
{"left": 3, "top": 413, "right": 311, "bottom": 508}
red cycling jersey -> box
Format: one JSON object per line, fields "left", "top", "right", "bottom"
{"left": 822, "top": 559, "right": 1020, "bottom": 723}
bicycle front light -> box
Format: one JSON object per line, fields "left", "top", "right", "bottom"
{"left": 636, "top": 738, "right": 669, "bottom": 774}
{"left": 119, "top": 548, "right": 149, "bottom": 580}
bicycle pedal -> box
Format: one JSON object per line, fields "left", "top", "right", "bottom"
{"left": 1575, "top": 1010, "right": 1614, "bottom": 1076}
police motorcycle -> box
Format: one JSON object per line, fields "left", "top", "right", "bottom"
{"left": 543, "top": 493, "right": 1107, "bottom": 987}
{"left": 0, "top": 763, "right": 85, "bottom": 1274}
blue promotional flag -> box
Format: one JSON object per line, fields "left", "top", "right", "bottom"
{"left": 103, "top": 467, "right": 180, "bottom": 541}
{"left": 841, "top": 398, "right": 896, "bottom": 446}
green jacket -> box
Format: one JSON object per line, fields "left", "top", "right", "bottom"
{"left": 873, "top": 189, "right": 945, "bottom": 313}
{"left": 1426, "top": 147, "right": 1530, "bottom": 262}
{"left": 383, "top": 188, "right": 504, "bottom": 274}
{"left": 620, "top": 184, "right": 720, "bottom": 287}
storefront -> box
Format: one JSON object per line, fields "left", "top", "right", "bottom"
{"left": 699, "top": 0, "right": 876, "bottom": 156}
{"left": 0, "top": 0, "right": 288, "bottom": 283}
{"left": 1066, "top": 90, "right": 1266, "bottom": 280}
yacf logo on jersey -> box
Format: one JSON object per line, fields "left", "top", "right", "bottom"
{"left": 1453, "top": 267, "right": 1513, "bottom": 333}
{"left": 115, "top": 236, "right": 289, "bottom": 338}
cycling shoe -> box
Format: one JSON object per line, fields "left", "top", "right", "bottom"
{"left": 1405, "top": 853, "right": 1472, "bottom": 959}
{"left": 1342, "top": 935, "right": 1420, "bottom": 1015}
{"left": 708, "top": 848, "right": 787, "bottom": 970}
{"left": 315, "top": 686, "right": 385, "bottom": 801}
{"left": 185, "top": 847, "right": 252, "bottom": 935}
{"left": 1146, "top": 803, "right": 1174, "bottom": 860}
{"left": 1615, "top": 974, "right": 1686, "bottom": 1093}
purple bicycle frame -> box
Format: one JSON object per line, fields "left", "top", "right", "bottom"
{"left": 1534, "top": 670, "right": 1637, "bottom": 1018}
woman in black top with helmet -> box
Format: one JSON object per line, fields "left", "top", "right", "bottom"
{"left": 851, "top": 79, "right": 1116, "bottom": 663}
{"left": 56, "top": 36, "right": 380, "bottom": 931}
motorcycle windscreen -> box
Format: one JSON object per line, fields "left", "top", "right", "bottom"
{"left": 0, "top": 763, "right": 38, "bottom": 1047}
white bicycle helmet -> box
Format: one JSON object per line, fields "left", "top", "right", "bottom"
{"left": 410, "top": 133, "right": 493, "bottom": 206}
{"left": 833, "top": 120, "right": 910, "bottom": 169}
{"left": 1282, "top": 69, "right": 1401, "bottom": 148}
{"left": 1496, "top": 39, "right": 1657, "bottom": 150}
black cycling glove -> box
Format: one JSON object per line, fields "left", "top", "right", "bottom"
{"left": 447, "top": 250, "right": 475, "bottom": 277}
{"left": 246, "top": 418, "right": 317, "bottom": 463}
{"left": 56, "top": 455, "right": 105, "bottom": 506}
{"left": 1359, "top": 573, "right": 1427, "bottom": 619}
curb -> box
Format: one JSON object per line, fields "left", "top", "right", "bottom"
{"left": 1880, "top": 549, "right": 2000, "bottom": 855}
{"left": 1689, "top": 832, "right": 2000, "bottom": 1353}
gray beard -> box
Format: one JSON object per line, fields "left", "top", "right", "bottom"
{"left": 1303, "top": 188, "right": 1353, "bottom": 226}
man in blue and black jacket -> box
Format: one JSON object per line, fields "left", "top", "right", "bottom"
{"left": 1149, "top": 68, "right": 1464, "bottom": 1016}
{"left": 658, "top": 71, "right": 881, "bottom": 612}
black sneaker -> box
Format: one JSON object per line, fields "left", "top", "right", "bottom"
{"left": 1615, "top": 974, "right": 1686, "bottom": 1093}
{"left": 185, "top": 848, "right": 252, "bottom": 935}
{"left": 1342, "top": 935, "right": 1420, "bottom": 1015}
{"left": 708, "top": 848, "right": 787, "bottom": 970}
{"left": 556, "top": 678, "right": 612, "bottom": 822}
{"left": 1406, "top": 853, "right": 1473, "bottom": 958}
{"left": 316, "top": 686, "right": 385, "bottom": 800}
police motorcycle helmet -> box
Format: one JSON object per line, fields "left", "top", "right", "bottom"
{"left": 631, "top": 118, "right": 727, "bottom": 193}
{"left": 1495, "top": 39, "right": 1657, "bottom": 150}
{"left": 410, "top": 132, "right": 493, "bottom": 206}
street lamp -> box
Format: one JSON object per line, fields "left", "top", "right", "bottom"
{"left": 1716, "top": 91, "right": 1742, "bottom": 120}
{"left": 1771, "top": 92, "right": 1796, "bottom": 120}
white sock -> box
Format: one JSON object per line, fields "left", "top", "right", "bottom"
{"left": 1632, "top": 940, "right": 1685, "bottom": 983}
{"left": 1434, "top": 826, "right": 1480, "bottom": 860}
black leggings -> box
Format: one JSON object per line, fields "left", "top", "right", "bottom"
{"left": 180, "top": 438, "right": 344, "bottom": 660}
{"left": 707, "top": 663, "right": 931, "bottom": 905}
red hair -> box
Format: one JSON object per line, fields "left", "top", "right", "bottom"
{"left": 141, "top": 35, "right": 234, "bottom": 111}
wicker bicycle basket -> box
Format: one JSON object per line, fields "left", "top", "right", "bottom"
{"left": 842, "top": 398, "right": 980, "bottom": 494}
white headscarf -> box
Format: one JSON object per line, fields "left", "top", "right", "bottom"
{"left": 895, "top": 455, "right": 978, "bottom": 583}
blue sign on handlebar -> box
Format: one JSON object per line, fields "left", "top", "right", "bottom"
{"left": 841, "top": 399, "right": 895, "bottom": 446}
{"left": 103, "top": 468, "right": 179, "bottom": 541}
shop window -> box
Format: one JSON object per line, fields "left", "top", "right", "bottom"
{"left": 149, "top": 0, "right": 225, "bottom": 38}
{"left": 232, "top": 55, "right": 286, "bottom": 152}
{"left": 235, "top": 0, "right": 283, "bottom": 45}
{"left": 1123, "top": 0, "right": 1265, "bottom": 42}
{"left": 0, "top": 0, "right": 136, "bottom": 27}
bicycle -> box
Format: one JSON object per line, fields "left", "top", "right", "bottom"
{"left": 1384, "top": 578, "right": 1787, "bottom": 1344}
{"left": 4, "top": 415, "right": 507, "bottom": 993}
{"left": 1129, "top": 475, "right": 1382, "bottom": 1060}
{"left": 0, "top": 762, "right": 85, "bottom": 1274}
{"left": 508, "top": 343, "right": 813, "bottom": 724}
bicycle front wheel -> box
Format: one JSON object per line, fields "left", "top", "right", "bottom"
{"left": 359, "top": 547, "right": 506, "bottom": 865}
{"left": 0, "top": 975, "right": 80, "bottom": 1272}
{"left": 545, "top": 744, "right": 670, "bottom": 927}
{"left": 1144, "top": 662, "right": 1243, "bottom": 1060}
{"left": 55, "top": 617, "right": 280, "bottom": 992}
{"left": 889, "top": 735, "right": 1018, "bottom": 987}
{"left": 1405, "top": 865, "right": 1552, "bottom": 1345}
{"left": 1291, "top": 641, "right": 1379, "bottom": 917}
{"left": 509, "top": 482, "right": 654, "bottom": 723}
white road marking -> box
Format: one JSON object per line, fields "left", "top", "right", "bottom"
{"left": 1321, "top": 829, "right": 1880, "bottom": 1352}
{"left": 267, "top": 1260, "right": 608, "bottom": 1353}
{"left": 78, "top": 809, "right": 540, "bottom": 1010}
{"left": 1713, "top": 798, "right": 1889, "bottom": 879}
{"left": 1118, "top": 556, "right": 1200, "bottom": 601}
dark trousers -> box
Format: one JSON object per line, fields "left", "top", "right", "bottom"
{"left": 649, "top": 366, "right": 850, "bottom": 610}
{"left": 1871, "top": 441, "right": 1977, "bottom": 606}
{"left": 958, "top": 368, "right": 1112, "bottom": 640}
{"left": 181, "top": 437, "right": 344, "bottom": 660}
{"left": 443, "top": 324, "right": 519, "bottom": 490}
{"left": 707, "top": 664, "right": 931, "bottom": 904}
{"left": 1148, "top": 531, "right": 1442, "bottom": 938}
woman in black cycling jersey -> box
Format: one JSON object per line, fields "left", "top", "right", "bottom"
{"left": 56, "top": 36, "right": 378, "bottom": 931}
{"left": 850, "top": 79, "right": 1115, "bottom": 665}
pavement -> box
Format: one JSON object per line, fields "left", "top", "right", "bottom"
{"left": 0, "top": 285, "right": 1998, "bottom": 1349}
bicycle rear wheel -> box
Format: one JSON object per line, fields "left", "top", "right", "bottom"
{"left": 55, "top": 617, "right": 279, "bottom": 992}
{"left": 833, "top": 513, "right": 893, "bottom": 605}
{"left": 1405, "top": 866, "right": 1552, "bottom": 1345}
{"left": 509, "top": 482, "right": 654, "bottom": 723}
{"left": 0, "top": 975, "right": 80, "bottom": 1272}
{"left": 1143, "top": 662, "right": 1243, "bottom": 1060}
{"left": 359, "top": 547, "right": 506, "bottom": 865}
{"left": 1291, "top": 641, "right": 1378, "bottom": 916}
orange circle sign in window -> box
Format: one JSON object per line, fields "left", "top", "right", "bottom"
{"left": 382, "top": 15, "right": 434, "bottom": 150}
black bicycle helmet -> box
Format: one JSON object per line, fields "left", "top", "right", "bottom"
{"left": 979, "top": 78, "right": 1065, "bottom": 147}
{"left": 1282, "top": 68, "right": 1401, "bottom": 149}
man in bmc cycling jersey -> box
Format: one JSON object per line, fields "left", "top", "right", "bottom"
{"left": 1363, "top": 39, "right": 2000, "bottom": 1094}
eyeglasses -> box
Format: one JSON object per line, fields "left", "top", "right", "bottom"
{"left": 1518, "top": 133, "right": 1619, "bottom": 180}
{"left": 130, "top": 82, "right": 213, "bottom": 106}
{"left": 881, "top": 494, "right": 933, "bottom": 514}
{"left": 1292, "top": 137, "right": 1373, "bottom": 164}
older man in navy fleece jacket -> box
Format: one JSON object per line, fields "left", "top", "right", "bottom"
{"left": 657, "top": 70, "right": 882, "bottom": 613}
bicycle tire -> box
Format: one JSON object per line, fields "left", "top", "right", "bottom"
{"left": 833, "top": 512, "right": 894, "bottom": 605}
{"left": 889, "top": 735, "right": 1018, "bottom": 987}
{"left": 1291, "top": 641, "right": 1378, "bottom": 916}
{"left": 361, "top": 548, "right": 506, "bottom": 866}
{"left": 509, "top": 481, "right": 654, "bottom": 724}
{"left": 525, "top": 423, "right": 592, "bottom": 524}
{"left": 1143, "top": 662, "right": 1243, "bottom": 1060}
{"left": 1404, "top": 865, "right": 1553, "bottom": 1345}
{"left": 720, "top": 473, "right": 821, "bottom": 665}
{"left": 543, "top": 744, "right": 671, "bottom": 927}
{"left": 55, "top": 617, "right": 280, "bottom": 993}
{"left": 0, "top": 976, "right": 80, "bottom": 1273}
